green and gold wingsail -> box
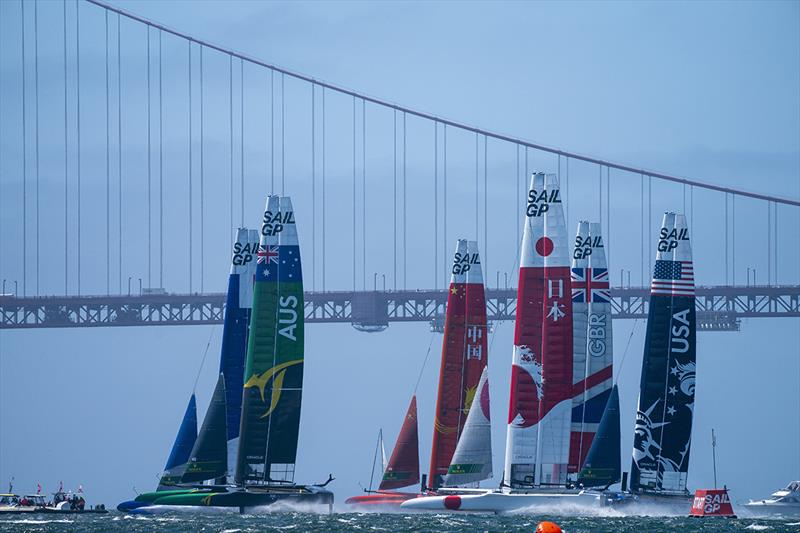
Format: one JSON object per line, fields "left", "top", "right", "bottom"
{"left": 235, "top": 196, "right": 304, "bottom": 485}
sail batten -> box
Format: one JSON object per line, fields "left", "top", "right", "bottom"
{"left": 630, "top": 213, "right": 696, "bottom": 494}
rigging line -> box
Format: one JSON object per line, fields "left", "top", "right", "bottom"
{"left": 352, "top": 95, "right": 356, "bottom": 291}
{"left": 117, "top": 13, "right": 122, "bottom": 293}
{"left": 607, "top": 166, "right": 610, "bottom": 269}
{"left": 105, "top": 9, "right": 110, "bottom": 294}
{"left": 322, "top": 86, "right": 326, "bottom": 292}
{"left": 188, "top": 40, "right": 192, "bottom": 293}
{"left": 76, "top": 0, "right": 82, "bottom": 295}
{"left": 367, "top": 428, "right": 381, "bottom": 492}
{"left": 434, "top": 122, "right": 438, "bottom": 290}
{"left": 393, "top": 109, "right": 397, "bottom": 291}
{"left": 413, "top": 332, "right": 437, "bottom": 394}
{"left": 612, "top": 318, "right": 639, "bottom": 390}
{"left": 192, "top": 326, "right": 217, "bottom": 393}
{"left": 648, "top": 176, "right": 652, "bottom": 275}
{"left": 311, "top": 83, "right": 315, "bottom": 291}
{"left": 598, "top": 165, "right": 602, "bottom": 227}
{"left": 565, "top": 157, "right": 569, "bottom": 230}
{"left": 34, "top": 0, "right": 40, "bottom": 295}
{"left": 146, "top": 24, "right": 151, "bottom": 289}
{"left": 240, "top": 58, "right": 244, "bottom": 227}
{"left": 200, "top": 45, "right": 204, "bottom": 292}
{"left": 159, "top": 30, "right": 163, "bottom": 289}
{"left": 63, "top": 0, "right": 68, "bottom": 295}
{"left": 732, "top": 193, "right": 736, "bottom": 285}
{"left": 22, "top": 0, "right": 27, "bottom": 296}
{"left": 403, "top": 111, "right": 406, "bottom": 290}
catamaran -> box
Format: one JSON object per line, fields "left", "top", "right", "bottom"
{"left": 604, "top": 212, "right": 697, "bottom": 514}
{"left": 118, "top": 197, "right": 334, "bottom": 513}
{"left": 403, "top": 174, "right": 620, "bottom": 513}
{"left": 347, "top": 239, "right": 492, "bottom": 507}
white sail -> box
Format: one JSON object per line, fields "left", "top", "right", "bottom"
{"left": 443, "top": 366, "right": 492, "bottom": 486}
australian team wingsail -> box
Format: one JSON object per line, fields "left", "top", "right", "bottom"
{"left": 630, "top": 212, "right": 696, "bottom": 495}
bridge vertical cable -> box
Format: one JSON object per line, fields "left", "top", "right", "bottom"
{"left": 352, "top": 96, "right": 356, "bottom": 291}
{"left": 188, "top": 41, "right": 192, "bottom": 293}
{"left": 146, "top": 25, "right": 151, "bottom": 290}
{"left": 565, "top": 156, "right": 569, "bottom": 234}
{"left": 63, "top": 0, "right": 69, "bottom": 296}
{"left": 105, "top": 10, "right": 110, "bottom": 294}
{"left": 322, "top": 86, "right": 326, "bottom": 292}
{"left": 434, "top": 122, "right": 438, "bottom": 290}
{"left": 34, "top": 0, "right": 40, "bottom": 295}
{"left": 443, "top": 124, "right": 448, "bottom": 289}
{"left": 732, "top": 193, "right": 736, "bottom": 285}
{"left": 75, "top": 0, "right": 82, "bottom": 295}
{"left": 281, "top": 72, "right": 284, "bottom": 194}
{"left": 724, "top": 192, "right": 729, "bottom": 285}
{"left": 21, "top": 0, "right": 27, "bottom": 296}
{"left": 270, "top": 69, "right": 274, "bottom": 193}
{"left": 516, "top": 145, "right": 519, "bottom": 258}
{"left": 640, "top": 174, "right": 644, "bottom": 285}
{"left": 241, "top": 58, "right": 244, "bottom": 227}
{"left": 229, "top": 55, "right": 234, "bottom": 246}
{"left": 117, "top": 14, "right": 122, "bottom": 294}
{"left": 393, "top": 109, "right": 397, "bottom": 290}
{"left": 607, "top": 166, "right": 611, "bottom": 271}
{"left": 159, "top": 29, "right": 164, "bottom": 289}
{"left": 362, "top": 98, "right": 366, "bottom": 291}
{"left": 483, "top": 134, "right": 487, "bottom": 286}
{"left": 200, "top": 44, "right": 204, "bottom": 293}
{"left": 311, "top": 83, "right": 315, "bottom": 291}
{"left": 403, "top": 111, "right": 407, "bottom": 290}
{"left": 475, "top": 132, "right": 479, "bottom": 240}
{"left": 768, "top": 201, "right": 772, "bottom": 286}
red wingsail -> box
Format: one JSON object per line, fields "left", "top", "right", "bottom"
{"left": 429, "top": 239, "right": 488, "bottom": 488}
{"left": 379, "top": 396, "right": 420, "bottom": 491}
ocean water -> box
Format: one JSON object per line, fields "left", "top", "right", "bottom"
{"left": 1, "top": 512, "right": 799, "bottom": 533}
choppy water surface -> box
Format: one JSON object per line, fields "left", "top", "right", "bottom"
{"left": 1, "top": 512, "right": 799, "bottom": 533}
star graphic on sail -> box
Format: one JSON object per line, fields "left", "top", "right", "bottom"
{"left": 667, "top": 405, "right": 676, "bottom": 416}
{"left": 546, "top": 300, "right": 566, "bottom": 321}
{"left": 450, "top": 286, "right": 458, "bottom": 295}
{"left": 262, "top": 268, "right": 270, "bottom": 278}
{"left": 668, "top": 386, "right": 677, "bottom": 395}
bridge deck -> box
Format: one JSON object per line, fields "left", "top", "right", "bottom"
{"left": 1, "top": 286, "right": 797, "bottom": 331}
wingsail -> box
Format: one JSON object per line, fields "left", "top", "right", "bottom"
{"left": 630, "top": 213, "right": 696, "bottom": 494}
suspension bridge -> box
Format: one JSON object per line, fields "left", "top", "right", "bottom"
{"left": 0, "top": 0, "right": 798, "bottom": 332}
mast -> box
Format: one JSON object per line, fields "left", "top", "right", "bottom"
{"left": 505, "top": 172, "right": 573, "bottom": 488}
{"left": 570, "top": 221, "right": 613, "bottom": 473}
{"left": 379, "top": 396, "right": 420, "bottom": 491}
{"left": 429, "top": 239, "right": 488, "bottom": 488}
{"left": 219, "top": 227, "right": 259, "bottom": 482}
{"left": 630, "top": 212, "right": 696, "bottom": 494}
{"left": 236, "top": 195, "right": 304, "bottom": 485}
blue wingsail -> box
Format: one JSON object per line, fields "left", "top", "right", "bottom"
{"left": 218, "top": 228, "right": 259, "bottom": 482}
{"left": 158, "top": 394, "right": 198, "bottom": 490}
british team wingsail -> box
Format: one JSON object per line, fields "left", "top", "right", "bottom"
{"left": 119, "top": 197, "right": 333, "bottom": 513}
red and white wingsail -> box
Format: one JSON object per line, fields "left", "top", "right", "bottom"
{"left": 505, "top": 172, "right": 574, "bottom": 488}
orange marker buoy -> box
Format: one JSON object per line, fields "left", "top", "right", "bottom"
{"left": 536, "top": 521, "right": 563, "bottom": 533}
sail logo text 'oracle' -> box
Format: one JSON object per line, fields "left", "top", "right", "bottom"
{"left": 278, "top": 295, "right": 299, "bottom": 341}
{"left": 232, "top": 241, "right": 258, "bottom": 266}
{"left": 670, "top": 308, "right": 691, "bottom": 353}
{"left": 657, "top": 227, "right": 689, "bottom": 252}
{"left": 526, "top": 188, "right": 560, "bottom": 217}
{"left": 261, "top": 210, "right": 295, "bottom": 236}
{"left": 452, "top": 252, "right": 480, "bottom": 275}
{"left": 587, "top": 313, "right": 607, "bottom": 357}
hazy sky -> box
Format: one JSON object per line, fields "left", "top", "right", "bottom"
{"left": 0, "top": 0, "right": 798, "bottom": 508}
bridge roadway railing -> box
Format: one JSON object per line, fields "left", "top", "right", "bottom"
{"left": 1, "top": 285, "right": 798, "bottom": 331}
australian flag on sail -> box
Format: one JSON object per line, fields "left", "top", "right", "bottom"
{"left": 278, "top": 246, "right": 302, "bottom": 282}
{"left": 256, "top": 244, "right": 279, "bottom": 280}
{"left": 651, "top": 260, "right": 694, "bottom": 296}
{"left": 571, "top": 268, "right": 610, "bottom": 303}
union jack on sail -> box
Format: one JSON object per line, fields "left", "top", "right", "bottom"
{"left": 571, "top": 267, "right": 610, "bottom": 303}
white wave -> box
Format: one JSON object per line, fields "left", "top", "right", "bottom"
{"left": 745, "top": 525, "right": 772, "bottom": 531}
{"left": 6, "top": 519, "right": 74, "bottom": 524}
